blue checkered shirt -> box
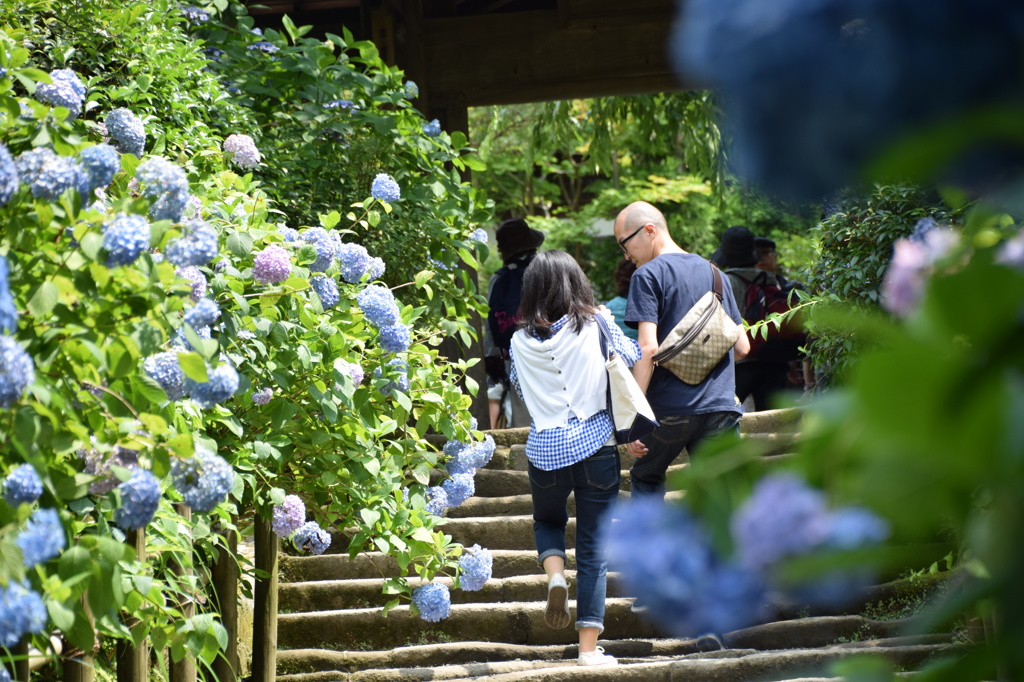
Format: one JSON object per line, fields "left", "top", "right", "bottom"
{"left": 510, "top": 314, "right": 641, "bottom": 471}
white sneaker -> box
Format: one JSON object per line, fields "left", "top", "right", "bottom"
{"left": 544, "top": 574, "right": 570, "bottom": 629}
{"left": 578, "top": 646, "right": 618, "bottom": 667}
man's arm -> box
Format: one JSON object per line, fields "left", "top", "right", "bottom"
{"left": 733, "top": 325, "right": 751, "bottom": 360}
{"left": 632, "top": 321, "right": 660, "bottom": 393}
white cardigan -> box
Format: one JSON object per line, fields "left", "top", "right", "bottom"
{"left": 510, "top": 320, "right": 607, "bottom": 431}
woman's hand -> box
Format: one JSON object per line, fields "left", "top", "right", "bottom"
{"left": 596, "top": 304, "right": 615, "bottom": 323}
{"left": 626, "top": 440, "right": 648, "bottom": 458}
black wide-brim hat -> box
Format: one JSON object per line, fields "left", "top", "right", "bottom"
{"left": 715, "top": 225, "right": 759, "bottom": 269}
{"left": 496, "top": 218, "right": 544, "bottom": 259}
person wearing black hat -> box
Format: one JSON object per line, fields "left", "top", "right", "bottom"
{"left": 483, "top": 218, "right": 545, "bottom": 428}
{"left": 717, "top": 226, "right": 792, "bottom": 411}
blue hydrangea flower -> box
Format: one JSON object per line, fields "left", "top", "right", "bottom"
{"left": 323, "top": 99, "right": 357, "bottom": 110}
{"left": 367, "top": 257, "right": 385, "bottom": 281}
{"left": 249, "top": 40, "right": 279, "bottom": 53}
{"left": 114, "top": 467, "right": 162, "bottom": 530}
{"left": 136, "top": 157, "right": 189, "bottom": 222}
{"left": 79, "top": 143, "right": 121, "bottom": 191}
{"left": 422, "top": 119, "right": 441, "bottom": 137}
{"left": 175, "top": 265, "right": 207, "bottom": 301}
{"left": 996, "top": 231, "right": 1024, "bottom": 269}
{"left": 171, "top": 446, "right": 234, "bottom": 513}
{"left": 375, "top": 358, "right": 409, "bottom": 396}
{"left": 293, "top": 521, "right": 331, "bottom": 555}
{"left": 184, "top": 298, "right": 221, "bottom": 328}
{"left": 16, "top": 507, "right": 66, "bottom": 567}
{"left": 223, "top": 134, "right": 261, "bottom": 170}
{"left": 605, "top": 497, "right": 768, "bottom": 637}
{"left": 102, "top": 213, "right": 151, "bottom": 266}
{"left": 379, "top": 323, "right": 411, "bottom": 353}
{"left": 336, "top": 359, "right": 364, "bottom": 386}
{"left": 181, "top": 6, "right": 210, "bottom": 23}
{"left": 252, "top": 387, "right": 273, "bottom": 405}
{"left": 370, "top": 173, "right": 401, "bottom": 203}
{"left": 301, "top": 227, "right": 337, "bottom": 272}
{"left": 0, "top": 580, "right": 48, "bottom": 647}
{"left": 173, "top": 323, "right": 211, "bottom": 352}
{"left": 236, "top": 330, "right": 256, "bottom": 340}
{"left": 0, "top": 335, "right": 34, "bottom": 407}
{"left": 441, "top": 473, "right": 474, "bottom": 508}
{"left": 0, "top": 254, "right": 17, "bottom": 335}
{"left": 253, "top": 244, "right": 291, "bottom": 284}
{"left": 823, "top": 507, "right": 890, "bottom": 549}
{"left": 273, "top": 494, "right": 306, "bottom": 537}
{"left": 35, "top": 68, "right": 85, "bottom": 119}
{"left": 445, "top": 435, "right": 495, "bottom": 475}
{"left": 3, "top": 463, "right": 42, "bottom": 507}
{"left": 404, "top": 81, "right": 419, "bottom": 99}
{"left": 357, "top": 284, "right": 400, "bottom": 328}
{"left": 142, "top": 352, "right": 185, "bottom": 401}
{"left": 336, "top": 243, "right": 373, "bottom": 283}
{"left": 468, "top": 228, "right": 488, "bottom": 243}
{"left": 731, "top": 472, "right": 830, "bottom": 572}
{"left": 412, "top": 583, "right": 451, "bottom": 623}
{"left": 79, "top": 443, "right": 139, "bottom": 495}
{"left": 310, "top": 275, "right": 340, "bottom": 309}
{"left": 0, "top": 143, "right": 18, "bottom": 207}
{"left": 14, "top": 147, "right": 89, "bottom": 202}
{"left": 166, "top": 219, "right": 218, "bottom": 267}
{"left": 425, "top": 485, "right": 448, "bottom": 516}
{"left": 458, "top": 544, "right": 492, "bottom": 591}
{"left": 185, "top": 360, "right": 240, "bottom": 408}
{"left": 278, "top": 226, "right": 299, "bottom": 242}
{"left": 105, "top": 108, "right": 146, "bottom": 157}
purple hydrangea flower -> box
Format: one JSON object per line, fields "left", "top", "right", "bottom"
{"left": 78, "top": 443, "right": 140, "bottom": 495}
{"left": 185, "top": 360, "right": 240, "bottom": 408}
{"left": 880, "top": 228, "right": 959, "bottom": 318}
{"left": 441, "top": 473, "right": 474, "bottom": 508}
{"left": 253, "top": 244, "right": 291, "bottom": 284}
{"left": 166, "top": 219, "right": 218, "bottom": 267}
{"left": 336, "top": 243, "right": 373, "bottom": 283}
{"left": 78, "top": 143, "right": 121, "bottom": 191}
{"left": 336, "top": 359, "right": 364, "bottom": 386}
{"left": 0, "top": 143, "right": 19, "bottom": 207}
{"left": 16, "top": 507, "right": 66, "bottom": 567}
{"left": 412, "top": 583, "right": 451, "bottom": 623}
{"left": 404, "top": 81, "right": 419, "bottom": 99}
{"left": 184, "top": 298, "right": 220, "bottom": 329}
{"left": 136, "top": 157, "right": 189, "bottom": 222}
{"left": 102, "top": 213, "right": 151, "bottom": 266}
{"left": 0, "top": 580, "right": 48, "bottom": 647}
{"left": 422, "top": 119, "right": 441, "bottom": 137}
{"left": 0, "top": 335, "right": 34, "bottom": 407}
{"left": 293, "top": 521, "right": 331, "bottom": 555}
{"left": 223, "top": 134, "right": 261, "bottom": 170}
{"left": 105, "top": 108, "right": 146, "bottom": 157}
{"left": 143, "top": 352, "right": 185, "bottom": 400}
{"left": 273, "top": 495, "right": 306, "bottom": 537}
{"left": 606, "top": 497, "right": 768, "bottom": 637}
{"left": 171, "top": 446, "right": 234, "bottom": 512}
{"left": 4, "top": 463, "right": 42, "bottom": 507}
{"left": 35, "top": 68, "right": 85, "bottom": 119}
{"left": 424, "top": 485, "right": 448, "bottom": 516}
{"left": 996, "top": 230, "right": 1024, "bottom": 269}
{"left": 14, "top": 147, "right": 89, "bottom": 202}
{"left": 175, "top": 265, "right": 208, "bottom": 301}
{"left": 458, "top": 544, "right": 492, "bottom": 591}
{"left": 357, "top": 284, "right": 400, "bottom": 328}
{"left": 468, "top": 228, "right": 488, "bottom": 243}
{"left": 310, "top": 275, "right": 340, "bottom": 309}
{"left": 114, "top": 467, "right": 162, "bottom": 530}
{"left": 375, "top": 358, "right": 409, "bottom": 396}
{"left": 0, "top": 254, "right": 17, "bottom": 335}
{"left": 370, "top": 173, "right": 401, "bottom": 203}
{"left": 379, "top": 323, "right": 411, "bottom": 353}
{"left": 252, "top": 387, "right": 273, "bottom": 405}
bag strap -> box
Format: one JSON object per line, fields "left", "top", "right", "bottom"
{"left": 593, "top": 314, "right": 616, "bottom": 361}
{"left": 711, "top": 262, "right": 725, "bottom": 301}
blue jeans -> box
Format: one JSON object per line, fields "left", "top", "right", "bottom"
{"left": 529, "top": 445, "right": 620, "bottom": 632}
{"left": 630, "top": 411, "right": 741, "bottom": 499}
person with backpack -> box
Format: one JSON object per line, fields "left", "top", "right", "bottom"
{"left": 714, "top": 226, "right": 803, "bottom": 411}
{"left": 483, "top": 218, "right": 545, "bottom": 428}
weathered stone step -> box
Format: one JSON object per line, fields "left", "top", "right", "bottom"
{"left": 280, "top": 550, "right": 578, "bottom": 583}
{"left": 446, "top": 486, "right": 688, "bottom": 518}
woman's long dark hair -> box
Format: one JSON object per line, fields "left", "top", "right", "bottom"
{"left": 517, "top": 250, "right": 596, "bottom": 340}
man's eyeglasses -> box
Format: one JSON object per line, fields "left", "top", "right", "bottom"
{"left": 618, "top": 223, "right": 647, "bottom": 253}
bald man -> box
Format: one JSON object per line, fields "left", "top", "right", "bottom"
{"left": 613, "top": 201, "right": 749, "bottom": 499}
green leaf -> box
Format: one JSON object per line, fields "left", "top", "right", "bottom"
{"left": 360, "top": 509, "right": 381, "bottom": 526}
{"left": 320, "top": 211, "right": 341, "bottom": 229}
{"left": 177, "top": 352, "right": 209, "bottom": 383}
{"left": 227, "top": 231, "right": 254, "bottom": 258}
{"left": 27, "top": 281, "right": 59, "bottom": 318}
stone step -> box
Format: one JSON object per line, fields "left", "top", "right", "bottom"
{"left": 446, "top": 486, "right": 688, "bottom": 519}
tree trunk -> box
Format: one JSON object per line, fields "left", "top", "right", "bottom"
{"left": 117, "top": 529, "right": 148, "bottom": 682}
{"left": 211, "top": 526, "right": 239, "bottom": 682}
{"left": 250, "top": 515, "right": 278, "bottom": 682}
{"left": 169, "top": 505, "right": 196, "bottom": 682}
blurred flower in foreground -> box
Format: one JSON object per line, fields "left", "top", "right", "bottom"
{"left": 880, "top": 220, "right": 960, "bottom": 317}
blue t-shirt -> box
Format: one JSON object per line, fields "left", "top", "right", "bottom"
{"left": 625, "top": 253, "right": 743, "bottom": 417}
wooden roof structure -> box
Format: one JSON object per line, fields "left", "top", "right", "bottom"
{"left": 248, "top": 0, "right": 691, "bottom": 132}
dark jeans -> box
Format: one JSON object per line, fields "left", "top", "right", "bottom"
{"left": 735, "top": 361, "right": 790, "bottom": 412}
{"left": 630, "top": 411, "right": 741, "bottom": 499}
{"left": 529, "top": 445, "right": 621, "bottom": 632}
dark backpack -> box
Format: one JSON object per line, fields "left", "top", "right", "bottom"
{"left": 487, "top": 258, "right": 531, "bottom": 352}
{"left": 732, "top": 271, "right": 805, "bottom": 363}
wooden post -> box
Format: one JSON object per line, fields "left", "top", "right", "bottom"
{"left": 117, "top": 528, "right": 148, "bottom": 682}
{"left": 62, "top": 595, "right": 95, "bottom": 682}
{"left": 211, "top": 526, "right": 239, "bottom": 682}
{"left": 12, "top": 641, "right": 28, "bottom": 682}
{"left": 169, "top": 505, "right": 196, "bottom": 682}
{"left": 250, "top": 515, "right": 278, "bottom": 682}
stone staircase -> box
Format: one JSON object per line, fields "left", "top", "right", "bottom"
{"left": 275, "top": 409, "right": 964, "bottom": 681}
